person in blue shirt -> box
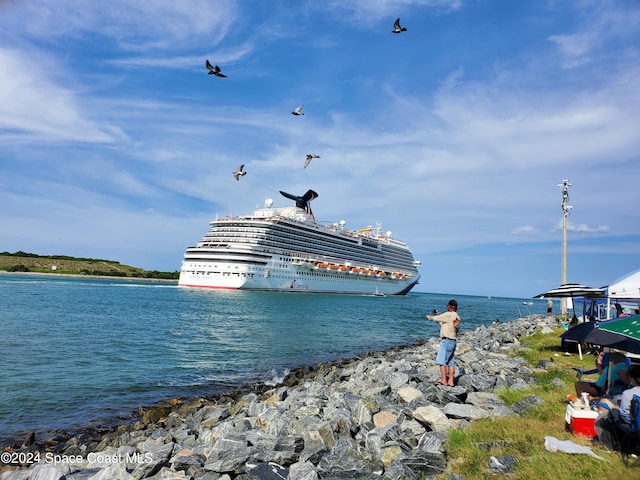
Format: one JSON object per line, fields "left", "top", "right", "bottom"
{"left": 575, "top": 351, "right": 629, "bottom": 397}
{"left": 594, "top": 365, "right": 639, "bottom": 451}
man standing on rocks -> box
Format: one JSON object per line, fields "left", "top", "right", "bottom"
{"left": 426, "top": 299, "right": 460, "bottom": 386}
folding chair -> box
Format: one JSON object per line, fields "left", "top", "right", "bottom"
{"left": 595, "top": 394, "right": 640, "bottom": 466}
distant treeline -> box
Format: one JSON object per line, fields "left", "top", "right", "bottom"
{"left": 72, "top": 269, "right": 179, "bottom": 279}
{"left": 0, "top": 251, "right": 179, "bottom": 280}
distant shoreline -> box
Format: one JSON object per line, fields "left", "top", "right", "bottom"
{"left": 0, "top": 270, "right": 178, "bottom": 283}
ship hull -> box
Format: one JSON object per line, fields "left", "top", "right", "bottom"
{"left": 178, "top": 262, "right": 419, "bottom": 295}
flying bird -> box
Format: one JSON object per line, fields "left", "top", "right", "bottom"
{"left": 206, "top": 59, "right": 227, "bottom": 77}
{"left": 232, "top": 164, "right": 246, "bottom": 181}
{"left": 392, "top": 18, "right": 407, "bottom": 34}
{"left": 291, "top": 105, "right": 305, "bottom": 116}
{"left": 304, "top": 154, "right": 320, "bottom": 169}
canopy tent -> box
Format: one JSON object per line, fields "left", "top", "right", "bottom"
{"left": 597, "top": 269, "right": 640, "bottom": 319}
{"left": 606, "top": 269, "right": 640, "bottom": 300}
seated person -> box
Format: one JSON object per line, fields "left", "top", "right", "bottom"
{"left": 575, "top": 351, "right": 629, "bottom": 397}
{"left": 594, "top": 366, "right": 640, "bottom": 450}
{"left": 619, "top": 365, "right": 640, "bottom": 423}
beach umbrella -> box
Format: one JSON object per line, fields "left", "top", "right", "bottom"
{"left": 559, "top": 318, "right": 640, "bottom": 359}
{"left": 560, "top": 319, "right": 640, "bottom": 354}
{"left": 560, "top": 320, "right": 608, "bottom": 359}
{"left": 534, "top": 283, "right": 606, "bottom": 299}
{"left": 560, "top": 320, "right": 598, "bottom": 342}
{"left": 535, "top": 284, "right": 606, "bottom": 323}
{"left": 597, "top": 315, "right": 640, "bottom": 342}
{"left": 559, "top": 320, "right": 596, "bottom": 359}
{"left": 584, "top": 326, "right": 640, "bottom": 354}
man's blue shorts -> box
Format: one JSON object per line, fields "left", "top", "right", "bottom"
{"left": 436, "top": 338, "right": 456, "bottom": 366}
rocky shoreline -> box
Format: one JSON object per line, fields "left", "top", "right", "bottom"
{"left": 1, "top": 313, "right": 563, "bottom": 480}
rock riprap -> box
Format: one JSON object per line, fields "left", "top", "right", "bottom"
{"left": 0, "top": 314, "right": 562, "bottom": 480}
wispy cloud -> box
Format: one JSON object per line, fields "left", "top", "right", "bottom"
{"left": 0, "top": 47, "right": 123, "bottom": 143}
{"left": 107, "top": 44, "right": 254, "bottom": 70}
{"left": 551, "top": 220, "right": 611, "bottom": 234}
{"left": 326, "top": 0, "right": 462, "bottom": 22}
{"left": 5, "top": 0, "right": 238, "bottom": 51}
{"left": 548, "top": 33, "right": 594, "bottom": 68}
{"left": 567, "top": 223, "right": 610, "bottom": 234}
{"left": 512, "top": 226, "right": 540, "bottom": 237}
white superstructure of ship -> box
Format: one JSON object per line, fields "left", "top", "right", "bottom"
{"left": 178, "top": 189, "right": 421, "bottom": 295}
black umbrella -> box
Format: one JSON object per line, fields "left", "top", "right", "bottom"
{"left": 560, "top": 320, "right": 597, "bottom": 342}
{"left": 560, "top": 321, "right": 595, "bottom": 359}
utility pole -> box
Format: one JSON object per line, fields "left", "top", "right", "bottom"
{"left": 558, "top": 180, "right": 572, "bottom": 315}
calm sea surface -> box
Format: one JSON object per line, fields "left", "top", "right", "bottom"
{"left": 0, "top": 274, "right": 549, "bottom": 445}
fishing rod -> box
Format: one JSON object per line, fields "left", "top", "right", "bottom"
{"left": 428, "top": 301, "right": 490, "bottom": 315}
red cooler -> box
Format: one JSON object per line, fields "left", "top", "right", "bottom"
{"left": 565, "top": 404, "right": 598, "bottom": 437}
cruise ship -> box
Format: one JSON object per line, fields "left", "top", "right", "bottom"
{"left": 178, "top": 190, "right": 421, "bottom": 295}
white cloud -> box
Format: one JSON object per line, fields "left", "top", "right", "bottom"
{"left": 551, "top": 220, "right": 610, "bottom": 234}
{"left": 548, "top": 33, "right": 594, "bottom": 68}
{"left": 0, "top": 47, "right": 123, "bottom": 143}
{"left": 6, "top": 0, "right": 237, "bottom": 51}
{"left": 326, "top": 0, "right": 462, "bottom": 21}
{"left": 568, "top": 223, "right": 610, "bottom": 233}
{"left": 512, "top": 226, "right": 539, "bottom": 236}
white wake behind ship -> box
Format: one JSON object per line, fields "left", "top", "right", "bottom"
{"left": 178, "top": 189, "right": 421, "bottom": 295}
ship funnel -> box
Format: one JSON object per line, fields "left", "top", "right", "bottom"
{"left": 279, "top": 189, "right": 318, "bottom": 212}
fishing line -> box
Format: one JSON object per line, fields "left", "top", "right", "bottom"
{"left": 428, "top": 301, "right": 490, "bottom": 313}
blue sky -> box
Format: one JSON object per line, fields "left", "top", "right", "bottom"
{"left": 1, "top": 0, "right": 639, "bottom": 298}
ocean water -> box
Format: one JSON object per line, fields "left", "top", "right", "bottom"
{"left": 0, "top": 274, "right": 549, "bottom": 445}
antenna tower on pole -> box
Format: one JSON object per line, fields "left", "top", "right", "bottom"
{"left": 558, "top": 179, "right": 572, "bottom": 315}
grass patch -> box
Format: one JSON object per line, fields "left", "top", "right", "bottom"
{"left": 0, "top": 252, "right": 179, "bottom": 279}
{"left": 437, "top": 327, "right": 640, "bottom": 480}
